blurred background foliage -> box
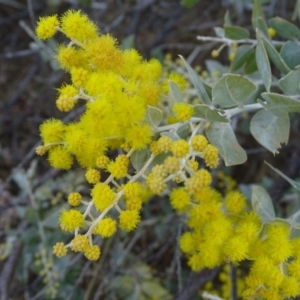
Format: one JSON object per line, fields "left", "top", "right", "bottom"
{"left": 1, "top": 0, "right": 300, "bottom": 299}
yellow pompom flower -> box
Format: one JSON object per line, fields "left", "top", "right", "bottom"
{"left": 125, "top": 124, "right": 154, "bottom": 150}
{"left": 48, "top": 146, "right": 73, "bottom": 170}
{"left": 138, "top": 82, "right": 162, "bottom": 106}
{"left": 119, "top": 210, "right": 140, "bottom": 231}
{"left": 187, "top": 158, "right": 198, "bottom": 172}
{"left": 96, "top": 155, "right": 110, "bottom": 169}
{"left": 287, "top": 258, "right": 300, "bottom": 278}
{"left": 123, "top": 182, "right": 143, "bottom": 199}
{"left": 203, "top": 217, "right": 232, "bottom": 245}
{"left": 56, "top": 45, "right": 87, "bottom": 70}
{"left": 59, "top": 209, "right": 84, "bottom": 232}
{"left": 126, "top": 197, "right": 143, "bottom": 211}
{"left": 203, "top": 144, "right": 219, "bottom": 168}
{"left": 163, "top": 156, "right": 180, "bottom": 174}
{"left": 268, "top": 27, "right": 276, "bottom": 38}
{"left": 146, "top": 173, "right": 166, "bottom": 194}
{"left": 56, "top": 84, "right": 78, "bottom": 112}
{"left": 107, "top": 154, "right": 129, "bottom": 179}
{"left": 52, "top": 242, "right": 67, "bottom": 258}
{"left": 170, "top": 188, "right": 190, "bottom": 212}
{"left": 93, "top": 217, "right": 117, "bottom": 238}
{"left": 71, "top": 234, "right": 89, "bottom": 252}
{"left": 40, "top": 119, "right": 65, "bottom": 144}
{"left": 235, "top": 220, "right": 260, "bottom": 244}
{"left": 68, "top": 192, "right": 82, "bottom": 206}
{"left": 188, "top": 252, "right": 204, "bottom": 271}
{"left": 36, "top": 145, "right": 47, "bottom": 156}
{"left": 163, "top": 72, "right": 187, "bottom": 93}
{"left": 185, "top": 169, "right": 212, "bottom": 195}
{"left": 173, "top": 103, "right": 194, "bottom": 122}
{"left": 84, "top": 245, "right": 101, "bottom": 261}
{"left": 71, "top": 68, "right": 89, "bottom": 87}
{"left": 91, "top": 183, "right": 115, "bottom": 212}
{"left": 151, "top": 165, "right": 167, "bottom": 178}
{"left": 225, "top": 190, "right": 247, "bottom": 214}
{"left": 280, "top": 276, "right": 299, "bottom": 298}
{"left": 194, "top": 187, "right": 222, "bottom": 204}
{"left": 179, "top": 232, "right": 198, "bottom": 254}
{"left": 172, "top": 139, "right": 189, "bottom": 158}
{"left": 85, "top": 169, "right": 101, "bottom": 184}
{"left": 223, "top": 236, "right": 249, "bottom": 264}
{"left": 121, "top": 48, "right": 142, "bottom": 77}
{"left": 36, "top": 15, "right": 59, "bottom": 40}
{"left": 157, "top": 136, "right": 173, "bottom": 153}
{"left": 211, "top": 49, "right": 219, "bottom": 58}
{"left": 60, "top": 10, "right": 98, "bottom": 43}
{"left": 199, "top": 241, "right": 223, "bottom": 269}
{"left": 191, "top": 135, "right": 208, "bottom": 152}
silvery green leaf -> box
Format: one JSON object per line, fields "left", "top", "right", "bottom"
{"left": 252, "top": 0, "right": 269, "bottom": 37}
{"left": 179, "top": 55, "right": 211, "bottom": 105}
{"left": 177, "top": 123, "right": 191, "bottom": 139}
{"left": 168, "top": 80, "right": 184, "bottom": 105}
{"left": 265, "top": 161, "right": 300, "bottom": 191}
{"left": 130, "top": 148, "right": 150, "bottom": 171}
{"left": 193, "top": 104, "right": 229, "bottom": 122}
{"left": 280, "top": 41, "right": 300, "bottom": 69}
{"left": 256, "top": 32, "right": 272, "bottom": 92}
{"left": 206, "top": 122, "right": 247, "bottom": 166}
{"left": 250, "top": 110, "right": 289, "bottom": 154}
{"left": 261, "top": 92, "right": 300, "bottom": 117}
{"left": 224, "top": 26, "right": 249, "bottom": 40}
{"left": 269, "top": 17, "right": 300, "bottom": 39}
{"left": 145, "top": 106, "right": 163, "bottom": 127}
{"left": 230, "top": 45, "right": 254, "bottom": 71}
{"left": 212, "top": 74, "right": 257, "bottom": 108}
{"left": 251, "top": 185, "right": 276, "bottom": 223}
{"left": 160, "top": 132, "right": 179, "bottom": 141}
{"left": 214, "top": 27, "right": 225, "bottom": 38}
{"left": 224, "top": 11, "right": 232, "bottom": 26}
{"left": 279, "top": 68, "right": 300, "bottom": 96}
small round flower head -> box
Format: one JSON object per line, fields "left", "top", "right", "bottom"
{"left": 180, "top": 232, "right": 198, "bottom": 254}
{"left": 223, "top": 236, "right": 249, "bottom": 264}
{"left": 185, "top": 169, "right": 212, "bottom": 195}
{"left": 93, "top": 217, "right": 117, "bottom": 238}
{"left": 71, "top": 234, "right": 89, "bottom": 252}
{"left": 188, "top": 252, "right": 204, "bottom": 271}
{"left": 85, "top": 169, "right": 100, "bottom": 184}
{"left": 157, "top": 136, "right": 173, "bottom": 153}
{"left": 123, "top": 182, "right": 143, "bottom": 199}
{"left": 280, "top": 276, "right": 299, "bottom": 298}
{"left": 48, "top": 146, "right": 73, "bottom": 170}
{"left": 211, "top": 49, "right": 219, "bottom": 58}
{"left": 146, "top": 173, "right": 166, "bottom": 194}
{"left": 36, "top": 15, "right": 59, "bottom": 40}
{"left": 40, "top": 119, "right": 65, "bottom": 144}
{"left": 187, "top": 158, "right": 198, "bottom": 172}
{"left": 125, "top": 124, "right": 154, "bottom": 150}
{"left": 194, "top": 187, "right": 222, "bottom": 204}
{"left": 150, "top": 165, "right": 167, "bottom": 178}
{"left": 96, "top": 155, "right": 110, "bottom": 169}
{"left": 170, "top": 187, "right": 190, "bottom": 212}
{"left": 203, "top": 145, "right": 219, "bottom": 168}
{"left": 150, "top": 141, "right": 160, "bottom": 155}
{"left": 71, "top": 68, "right": 89, "bottom": 87}
{"left": 84, "top": 245, "right": 101, "bottom": 261}
{"left": 91, "top": 183, "right": 115, "bottom": 212}
{"left": 36, "top": 145, "right": 47, "bottom": 156}
{"left": 268, "top": 27, "right": 276, "bottom": 38}
{"left": 107, "top": 155, "right": 129, "bottom": 179}
{"left": 163, "top": 156, "right": 180, "bottom": 174}
{"left": 119, "top": 210, "right": 140, "bottom": 231}
{"left": 138, "top": 82, "right": 162, "bottom": 106}
{"left": 191, "top": 135, "right": 208, "bottom": 152}
{"left": 68, "top": 192, "right": 82, "bottom": 206}
{"left": 288, "top": 258, "right": 300, "bottom": 278}
{"left": 56, "top": 45, "right": 87, "bottom": 70}
{"left": 173, "top": 103, "right": 194, "bottom": 122}
{"left": 126, "top": 197, "right": 143, "bottom": 211}
{"left": 59, "top": 209, "right": 84, "bottom": 232}
{"left": 56, "top": 95, "right": 76, "bottom": 112}
{"left": 172, "top": 139, "right": 189, "bottom": 158}
{"left": 52, "top": 242, "right": 67, "bottom": 258}
{"left": 225, "top": 190, "right": 247, "bottom": 214}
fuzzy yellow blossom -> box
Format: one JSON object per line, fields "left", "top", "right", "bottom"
{"left": 138, "top": 82, "right": 162, "bottom": 106}
{"left": 235, "top": 220, "right": 260, "bottom": 243}
{"left": 126, "top": 197, "right": 143, "bottom": 211}
{"left": 188, "top": 252, "right": 204, "bottom": 271}
{"left": 187, "top": 158, "right": 198, "bottom": 171}
{"left": 280, "top": 276, "right": 299, "bottom": 298}
{"left": 48, "top": 146, "right": 73, "bottom": 170}
{"left": 36, "top": 145, "right": 47, "bottom": 156}
{"left": 84, "top": 245, "right": 101, "bottom": 261}
{"left": 123, "top": 182, "right": 143, "bottom": 199}
{"left": 223, "top": 236, "right": 249, "bottom": 264}
{"left": 225, "top": 190, "right": 247, "bottom": 214}
{"left": 191, "top": 135, "right": 208, "bottom": 152}
{"left": 40, "top": 119, "right": 65, "bottom": 145}
{"left": 146, "top": 173, "right": 167, "bottom": 194}
{"left": 288, "top": 258, "right": 300, "bottom": 277}
{"left": 162, "top": 72, "right": 187, "bottom": 93}
{"left": 60, "top": 10, "right": 98, "bottom": 43}
{"left": 150, "top": 141, "right": 160, "bottom": 155}
{"left": 52, "top": 242, "right": 67, "bottom": 258}
{"left": 36, "top": 15, "right": 59, "bottom": 40}
{"left": 59, "top": 209, "right": 84, "bottom": 231}
{"left": 203, "top": 217, "right": 232, "bottom": 245}
{"left": 56, "top": 45, "right": 87, "bottom": 70}
{"left": 91, "top": 183, "right": 115, "bottom": 212}
{"left": 125, "top": 124, "right": 153, "bottom": 150}
{"left": 163, "top": 156, "right": 180, "bottom": 174}
{"left": 194, "top": 187, "right": 222, "bottom": 204}
{"left": 185, "top": 169, "right": 212, "bottom": 195}
{"left": 157, "top": 136, "right": 173, "bottom": 153}
{"left": 268, "top": 27, "right": 276, "bottom": 38}
{"left": 107, "top": 155, "right": 129, "bottom": 179}
{"left": 85, "top": 169, "right": 100, "bottom": 184}
{"left": 93, "top": 218, "right": 117, "bottom": 238}
{"left": 172, "top": 139, "right": 189, "bottom": 158}
{"left": 119, "top": 210, "right": 140, "bottom": 231}
{"left": 56, "top": 84, "right": 78, "bottom": 112}
{"left": 96, "top": 155, "right": 110, "bottom": 169}
{"left": 71, "top": 68, "right": 89, "bottom": 87}
{"left": 71, "top": 234, "right": 89, "bottom": 252}
{"left": 170, "top": 188, "right": 190, "bottom": 212}
{"left": 173, "top": 103, "right": 194, "bottom": 122}
{"left": 203, "top": 144, "right": 219, "bottom": 168}
{"left": 68, "top": 192, "right": 82, "bottom": 206}
{"left": 151, "top": 165, "right": 168, "bottom": 178}
{"left": 121, "top": 49, "right": 142, "bottom": 77}
{"left": 179, "top": 232, "right": 199, "bottom": 254}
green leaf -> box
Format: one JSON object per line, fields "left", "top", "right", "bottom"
{"left": 193, "top": 104, "right": 228, "bottom": 122}
{"left": 251, "top": 185, "right": 276, "bottom": 223}
{"left": 280, "top": 41, "right": 300, "bottom": 69}
{"left": 179, "top": 55, "right": 211, "bottom": 105}
{"left": 279, "top": 68, "right": 300, "bottom": 96}
{"left": 250, "top": 110, "right": 290, "bottom": 154}
{"left": 212, "top": 74, "right": 257, "bottom": 108}
{"left": 256, "top": 32, "right": 272, "bottom": 92}
{"left": 168, "top": 80, "right": 184, "bottom": 104}
{"left": 214, "top": 27, "right": 225, "bottom": 38}
{"left": 206, "top": 122, "right": 247, "bottom": 166}
{"left": 261, "top": 35, "right": 291, "bottom": 74}
{"left": 252, "top": 0, "right": 269, "bottom": 37}
{"left": 265, "top": 161, "right": 300, "bottom": 191}
{"left": 261, "top": 92, "right": 300, "bottom": 117}
{"left": 244, "top": 51, "right": 258, "bottom": 74}
{"left": 224, "top": 11, "right": 232, "bottom": 26}
{"left": 224, "top": 26, "right": 250, "bottom": 40}
{"left": 181, "top": 0, "right": 199, "bottom": 8}
{"left": 230, "top": 45, "right": 254, "bottom": 71}
{"left": 269, "top": 17, "right": 300, "bottom": 39}
{"left": 145, "top": 106, "right": 163, "bottom": 127}
{"left": 177, "top": 123, "right": 191, "bottom": 139}
{"left": 130, "top": 148, "right": 150, "bottom": 171}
